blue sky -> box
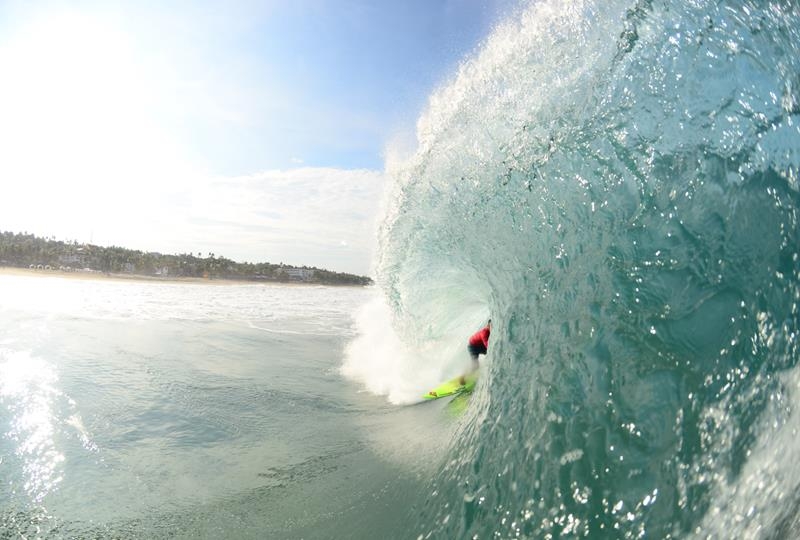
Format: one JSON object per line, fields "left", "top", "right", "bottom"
{"left": 0, "top": 0, "right": 515, "bottom": 274}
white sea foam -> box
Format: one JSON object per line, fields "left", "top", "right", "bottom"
{"left": 341, "top": 290, "right": 490, "bottom": 404}
{"left": 0, "top": 274, "right": 369, "bottom": 335}
{"left": 690, "top": 367, "right": 800, "bottom": 539}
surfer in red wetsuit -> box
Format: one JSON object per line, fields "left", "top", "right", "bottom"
{"left": 460, "top": 319, "right": 491, "bottom": 384}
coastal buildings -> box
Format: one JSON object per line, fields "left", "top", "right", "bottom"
{"left": 280, "top": 267, "right": 315, "bottom": 281}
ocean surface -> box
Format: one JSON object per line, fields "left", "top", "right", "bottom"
{"left": 0, "top": 275, "right": 458, "bottom": 539}
{"left": 4, "top": 0, "right": 800, "bottom": 538}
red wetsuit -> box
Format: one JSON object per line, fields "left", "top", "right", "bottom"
{"left": 468, "top": 326, "right": 491, "bottom": 355}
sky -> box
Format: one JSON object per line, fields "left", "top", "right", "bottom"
{"left": 0, "top": 0, "right": 515, "bottom": 275}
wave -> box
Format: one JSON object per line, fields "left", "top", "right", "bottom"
{"left": 346, "top": 0, "right": 800, "bottom": 537}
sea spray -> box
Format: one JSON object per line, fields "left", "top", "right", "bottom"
{"left": 355, "top": 0, "right": 800, "bottom": 537}
{"left": 342, "top": 291, "right": 491, "bottom": 404}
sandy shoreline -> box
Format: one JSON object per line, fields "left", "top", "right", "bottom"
{"left": 0, "top": 266, "right": 345, "bottom": 287}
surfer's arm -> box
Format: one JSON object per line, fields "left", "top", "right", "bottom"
{"left": 480, "top": 328, "right": 490, "bottom": 349}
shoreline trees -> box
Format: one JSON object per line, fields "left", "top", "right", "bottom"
{"left": 0, "top": 231, "right": 372, "bottom": 286}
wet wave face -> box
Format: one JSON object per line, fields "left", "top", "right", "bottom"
{"left": 378, "top": 0, "right": 800, "bottom": 537}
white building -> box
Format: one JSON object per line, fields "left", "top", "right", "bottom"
{"left": 283, "top": 268, "right": 315, "bottom": 280}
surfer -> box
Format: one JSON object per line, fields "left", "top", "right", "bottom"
{"left": 460, "top": 319, "right": 491, "bottom": 384}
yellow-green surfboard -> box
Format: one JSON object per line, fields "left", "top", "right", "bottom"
{"left": 422, "top": 372, "right": 477, "bottom": 400}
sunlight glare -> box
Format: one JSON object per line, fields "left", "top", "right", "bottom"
{"left": 0, "top": 11, "right": 199, "bottom": 244}
{"left": 0, "top": 351, "right": 65, "bottom": 503}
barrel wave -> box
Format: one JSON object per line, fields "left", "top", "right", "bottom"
{"left": 375, "top": 0, "right": 800, "bottom": 537}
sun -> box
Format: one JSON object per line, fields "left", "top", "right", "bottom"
{"left": 0, "top": 10, "right": 195, "bottom": 244}
{"left": 0, "top": 11, "right": 151, "bottom": 179}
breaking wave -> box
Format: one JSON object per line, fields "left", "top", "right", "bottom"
{"left": 347, "top": 0, "right": 800, "bottom": 537}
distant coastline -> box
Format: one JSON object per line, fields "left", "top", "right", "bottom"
{"left": 0, "top": 266, "right": 371, "bottom": 287}
{"left": 0, "top": 231, "right": 373, "bottom": 286}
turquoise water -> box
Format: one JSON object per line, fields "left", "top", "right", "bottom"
{"left": 356, "top": 0, "right": 800, "bottom": 538}
{"left": 0, "top": 275, "right": 457, "bottom": 538}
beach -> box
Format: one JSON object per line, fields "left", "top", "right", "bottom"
{"left": 0, "top": 266, "right": 360, "bottom": 287}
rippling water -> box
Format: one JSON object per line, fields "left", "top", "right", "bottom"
{"left": 0, "top": 274, "right": 447, "bottom": 538}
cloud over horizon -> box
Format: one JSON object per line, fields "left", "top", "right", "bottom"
{"left": 181, "top": 167, "right": 386, "bottom": 275}
{"left": 2, "top": 165, "right": 385, "bottom": 276}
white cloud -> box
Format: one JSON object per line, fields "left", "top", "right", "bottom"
{"left": 4, "top": 165, "right": 385, "bottom": 275}
{"left": 179, "top": 167, "right": 386, "bottom": 274}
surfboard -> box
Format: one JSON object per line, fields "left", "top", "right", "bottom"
{"left": 423, "top": 372, "right": 477, "bottom": 400}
